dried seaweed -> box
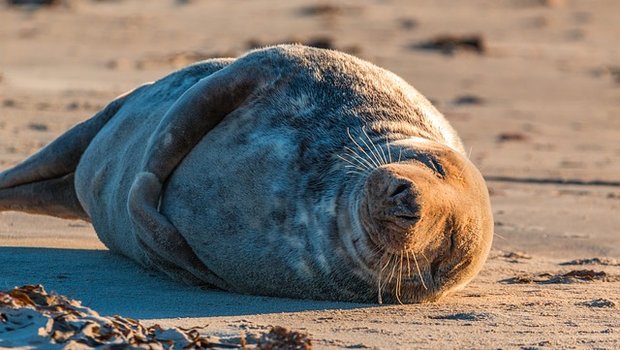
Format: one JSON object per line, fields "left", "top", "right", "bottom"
{"left": 497, "top": 132, "right": 529, "bottom": 143}
{"left": 0, "top": 285, "right": 312, "bottom": 349}
{"left": 297, "top": 4, "right": 342, "bottom": 17}
{"left": 6, "top": 0, "right": 61, "bottom": 6}
{"left": 492, "top": 250, "right": 532, "bottom": 261}
{"left": 412, "top": 34, "right": 485, "bottom": 55}
{"left": 500, "top": 269, "right": 616, "bottom": 284}
{"left": 577, "top": 298, "right": 616, "bottom": 308}
{"left": 559, "top": 257, "right": 619, "bottom": 266}
{"left": 256, "top": 326, "right": 312, "bottom": 350}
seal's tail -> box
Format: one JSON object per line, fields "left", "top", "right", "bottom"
{"left": 0, "top": 95, "right": 127, "bottom": 220}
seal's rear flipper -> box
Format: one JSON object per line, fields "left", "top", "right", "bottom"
{"left": 128, "top": 53, "right": 279, "bottom": 285}
{"left": 0, "top": 95, "right": 127, "bottom": 219}
{"left": 0, "top": 173, "right": 88, "bottom": 220}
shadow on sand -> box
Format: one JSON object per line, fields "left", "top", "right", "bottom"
{"left": 0, "top": 247, "right": 367, "bottom": 319}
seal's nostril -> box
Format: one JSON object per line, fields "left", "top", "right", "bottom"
{"left": 394, "top": 213, "right": 419, "bottom": 221}
{"left": 386, "top": 182, "right": 419, "bottom": 224}
{"left": 390, "top": 183, "right": 409, "bottom": 198}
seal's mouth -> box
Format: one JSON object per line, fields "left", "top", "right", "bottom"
{"left": 371, "top": 248, "right": 435, "bottom": 304}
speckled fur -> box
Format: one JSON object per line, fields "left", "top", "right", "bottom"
{"left": 0, "top": 45, "right": 493, "bottom": 303}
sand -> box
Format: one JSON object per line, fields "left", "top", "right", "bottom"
{"left": 0, "top": 0, "right": 619, "bottom": 348}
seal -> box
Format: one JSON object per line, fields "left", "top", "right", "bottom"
{"left": 0, "top": 45, "right": 493, "bottom": 303}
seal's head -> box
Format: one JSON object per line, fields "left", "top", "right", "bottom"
{"left": 357, "top": 138, "right": 493, "bottom": 303}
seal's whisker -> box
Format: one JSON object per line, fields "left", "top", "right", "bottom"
{"left": 412, "top": 252, "right": 428, "bottom": 290}
{"left": 369, "top": 246, "right": 384, "bottom": 260}
{"left": 386, "top": 255, "right": 400, "bottom": 303}
{"left": 343, "top": 149, "right": 372, "bottom": 167}
{"left": 380, "top": 253, "right": 392, "bottom": 273}
{"left": 377, "top": 252, "right": 392, "bottom": 304}
{"left": 336, "top": 152, "right": 370, "bottom": 173}
{"left": 362, "top": 127, "right": 388, "bottom": 166}
{"left": 456, "top": 148, "right": 473, "bottom": 179}
{"left": 358, "top": 127, "right": 383, "bottom": 166}
{"left": 338, "top": 160, "right": 367, "bottom": 176}
{"left": 456, "top": 162, "right": 467, "bottom": 180}
{"left": 376, "top": 253, "right": 390, "bottom": 277}
{"left": 494, "top": 232, "right": 507, "bottom": 240}
{"left": 369, "top": 127, "right": 389, "bottom": 166}
{"left": 346, "top": 156, "right": 374, "bottom": 174}
{"left": 342, "top": 161, "right": 368, "bottom": 172}
{"left": 343, "top": 163, "right": 370, "bottom": 175}
{"left": 380, "top": 256, "right": 392, "bottom": 286}
{"left": 398, "top": 149, "right": 403, "bottom": 163}
{"left": 421, "top": 252, "right": 430, "bottom": 266}
{"left": 344, "top": 165, "right": 367, "bottom": 173}
{"left": 346, "top": 171, "right": 369, "bottom": 177}
{"left": 346, "top": 128, "right": 380, "bottom": 169}
{"left": 355, "top": 128, "right": 384, "bottom": 168}
{"left": 377, "top": 258, "right": 383, "bottom": 304}
{"left": 387, "top": 255, "right": 398, "bottom": 288}
{"left": 386, "top": 136, "right": 393, "bottom": 164}
{"left": 395, "top": 252, "right": 404, "bottom": 304}
{"left": 343, "top": 146, "right": 376, "bottom": 171}
{"left": 347, "top": 128, "right": 381, "bottom": 168}
{"left": 377, "top": 279, "right": 383, "bottom": 304}
{"left": 405, "top": 251, "right": 412, "bottom": 277}
{"left": 379, "top": 255, "right": 394, "bottom": 294}
{"left": 340, "top": 151, "right": 369, "bottom": 170}
{"left": 395, "top": 255, "right": 401, "bottom": 297}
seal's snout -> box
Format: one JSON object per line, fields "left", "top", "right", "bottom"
{"left": 360, "top": 165, "right": 430, "bottom": 251}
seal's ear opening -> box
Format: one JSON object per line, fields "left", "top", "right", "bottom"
{"left": 127, "top": 55, "right": 279, "bottom": 284}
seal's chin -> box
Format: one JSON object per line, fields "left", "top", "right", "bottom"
{"left": 356, "top": 146, "right": 494, "bottom": 303}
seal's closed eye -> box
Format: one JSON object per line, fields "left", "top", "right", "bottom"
{"left": 419, "top": 156, "right": 445, "bottom": 177}
{"left": 427, "top": 157, "right": 445, "bottom": 176}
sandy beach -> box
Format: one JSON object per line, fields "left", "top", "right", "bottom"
{"left": 1, "top": 0, "right": 619, "bottom": 348}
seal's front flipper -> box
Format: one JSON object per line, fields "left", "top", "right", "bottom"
{"left": 129, "top": 172, "right": 217, "bottom": 285}
{"left": 0, "top": 95, "right": 127, "bottom": 220}
{"left": 128, "top": 54, "right": 278, "bottom": 285}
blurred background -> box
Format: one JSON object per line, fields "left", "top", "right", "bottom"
{"left": 1, "top": 2, "right": 619, "bottom": 347}
{"left": 1, "top": 0, "right": 619, "bottom": 255}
